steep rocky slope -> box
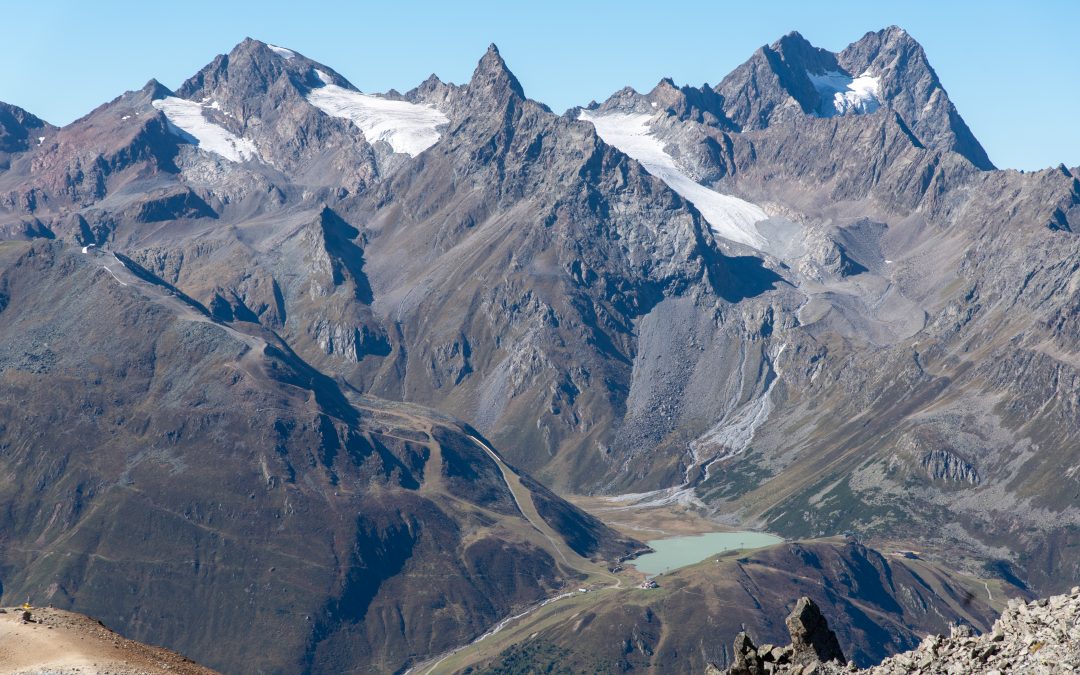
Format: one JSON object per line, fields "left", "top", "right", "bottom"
{"left": 714, "top": 587, "right": 1080, "bottom": 674}
{"left": 472, "top": 538, "right": 1020, "bottom": 674}
{"left": 865, "top": 588, "right": 1080, "bottom": 674}
{"left": 325, "top": 46, "right": 791, "bottom": 493}
{"left": 20, "top": 41, "right": 794, "bottom": 495}
{"left": 582, "top": 27, "right": 1080, "bottom": 596}
{"left": 0, "top": 101, "right": 54, "bottom": 175}
{"left": 0, "top": 24, "right": 1078, "bottom": 673}
{"left": 714, "top": 27, "right": 992, "bottom": 169}
{"left": 0, "top": 240, "right": 636, "bottom": 673}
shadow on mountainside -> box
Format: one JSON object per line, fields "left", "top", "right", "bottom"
{"left": 709, "top": 252, "right": 786, "bottom": 303}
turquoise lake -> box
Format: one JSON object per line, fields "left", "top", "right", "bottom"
{"left": 631, "top": 531, "right": 784, "bottom": 576}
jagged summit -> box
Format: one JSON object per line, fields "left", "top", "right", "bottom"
{"left": 175, "top": 37, "right": 354, "bottom": 105}
{"left": 149, "top": 35, "right": 452, "bottom": 171}
{"left": 5, "top": 26, "right": 1080, "bottom": 675}
{"left": 586, "top": 74, "right": 731, "bottom": 127}
{"left": 584, "top": 26, "right": 991, "bottom": 169}
{"left": 119, "top": 79, "right": 175, "bottom": 111}
{"left": 839, "top": 26, "right": 993, "bottom": 168}
{"left": 770, "top": 29, "right": 841, "bottom": 73}
{"left": 714, "top": 26, "right": 994, "bottom": 168}
{"left": 469, "top": 42, "right": 526, "bottom": 100}
{"left": 714, "top": 28, "right": 872, "bottom": 126}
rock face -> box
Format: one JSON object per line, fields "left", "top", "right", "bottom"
{"left": 0, "top": 101, "right": 53, "bottom": 158}
{"left": 2, "top": 24, "right": 1080, "bottom": 674}
{"left": 867, "top": 588, "right": 1080, "bottom": 674}
{"left": 714, "top": 27, "right": 993, "bottom": 168}
{"left": 586, "top": 26, "right": 1080, "bottom": 598}
{"left": 718, "top": 588, "right": 1080, "bottom": 674}
{"left": 724, "top": 597, "right": 847, "bottom": 674}
{"left": 786, "top": 597, "right": 848, "bottom": 667}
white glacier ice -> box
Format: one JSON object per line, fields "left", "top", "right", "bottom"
{"left": 266, "top": 44, "right": 296, "bottom": 60}
{"left": 152, "top": 97, "right": 258, "bottom": 163}
{"left": 578, "top": 110, "right": 768, "bottom": 249}
{"left": 306, "top": 76, "right": 449, "bottom": 157}
{"left": 808, "top": 70, "right": 881, "bottom": 117}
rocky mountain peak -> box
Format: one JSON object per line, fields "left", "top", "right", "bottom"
{"left": 714, "top": 30, "right": 838, "bottom": 129}
{"left": 647, "top": 78, "right": 731, "bottom": 126}
{"left": 589, "top": 76, "right": 731, "bottom": 127}
{"left": 833, "top": 25, "right": 918, "bottom": 59}
{"left": 5, "top": 27, "right": 1080, "bottom": 675}
{"left": 127, "top": 79, "right": 175, "bottom": 109}
{"left": 176, "top": 39, "right": 273, "bottom": 100}
{"left": 141, "top": 78, "right": 172, "bottom": 98}
{"left": 837, "top": 27, "right": 994, "bottom": 168}
{"left": 406, "top": 72, "right": 459, "bottom": 110}
{"left": 467, "top": 43, "right": 526, "bottom": 102}
{"left": 713, "top": 26, "right": 994, "bottom": 168}
{"left": 0, "top": 101, "right": 53, "bottom": 155}
{"left": 411, "top": 72, "right": 449, "bottom": 95}
{"left": 770, "top": 30, "right": 840, "bottom": 74}
{"left": 175, "top": 38, "right": 353, "bottom": 107}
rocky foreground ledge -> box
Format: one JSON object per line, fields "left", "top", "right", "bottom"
{"left": 710, "top": 588, "right": 1080, "bottom": 674}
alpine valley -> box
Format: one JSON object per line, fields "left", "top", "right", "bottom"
{"left": 0, "top": 25, "right": 1078, "bottom": 674}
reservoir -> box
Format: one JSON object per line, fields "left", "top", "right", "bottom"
{"left": 631, "top": 531, "right": 783, "bottom": 576}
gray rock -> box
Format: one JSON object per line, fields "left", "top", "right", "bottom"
{"left": 786, "top": 598, "right": 848, "bottom": 667}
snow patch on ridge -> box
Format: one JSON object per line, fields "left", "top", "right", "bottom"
{"left": 266, "top": 44, "right": 296, "bottom": 60}
{"left": 578, "top": 110, "right": 768, "bottom": 249}
{"left": 808, "top": 70, "right": 881, "bottom": 117}
{"left": 152, "top": 97, "right": 258, "bottom": 163}
{"left": 306, "top": 76, "right": 449, "bottom": 157}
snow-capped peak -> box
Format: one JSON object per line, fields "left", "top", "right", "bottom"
{"left": 807, "top": 70, "right": 881, "bottom": 117}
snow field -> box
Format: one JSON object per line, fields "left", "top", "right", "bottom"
{"left": 579, "top": 110, "right": 769, "bottom": 249}
{"left": 307, "top": 70, "right": 448, "bottom": 157}
{"left": 152, "top": 97, "right": 258, "bottom": 163}
{"left": 807, "top": 70, "right": 881, "bottom": 116}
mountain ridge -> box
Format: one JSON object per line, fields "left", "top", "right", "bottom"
{"left": 1, "top": 25, "right": 1078, "bottom": 675}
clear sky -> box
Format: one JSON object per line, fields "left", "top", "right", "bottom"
{"left": 2, "top": 0, "right": 1076, "bottom": 170}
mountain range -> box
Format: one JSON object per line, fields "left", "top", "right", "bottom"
{"left": 1, "top": 25, "right": 1078, "bottom": 673}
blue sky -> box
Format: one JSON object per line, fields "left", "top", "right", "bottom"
{"left": 2, "top": 0, "right": 1076, "bottom": 170}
